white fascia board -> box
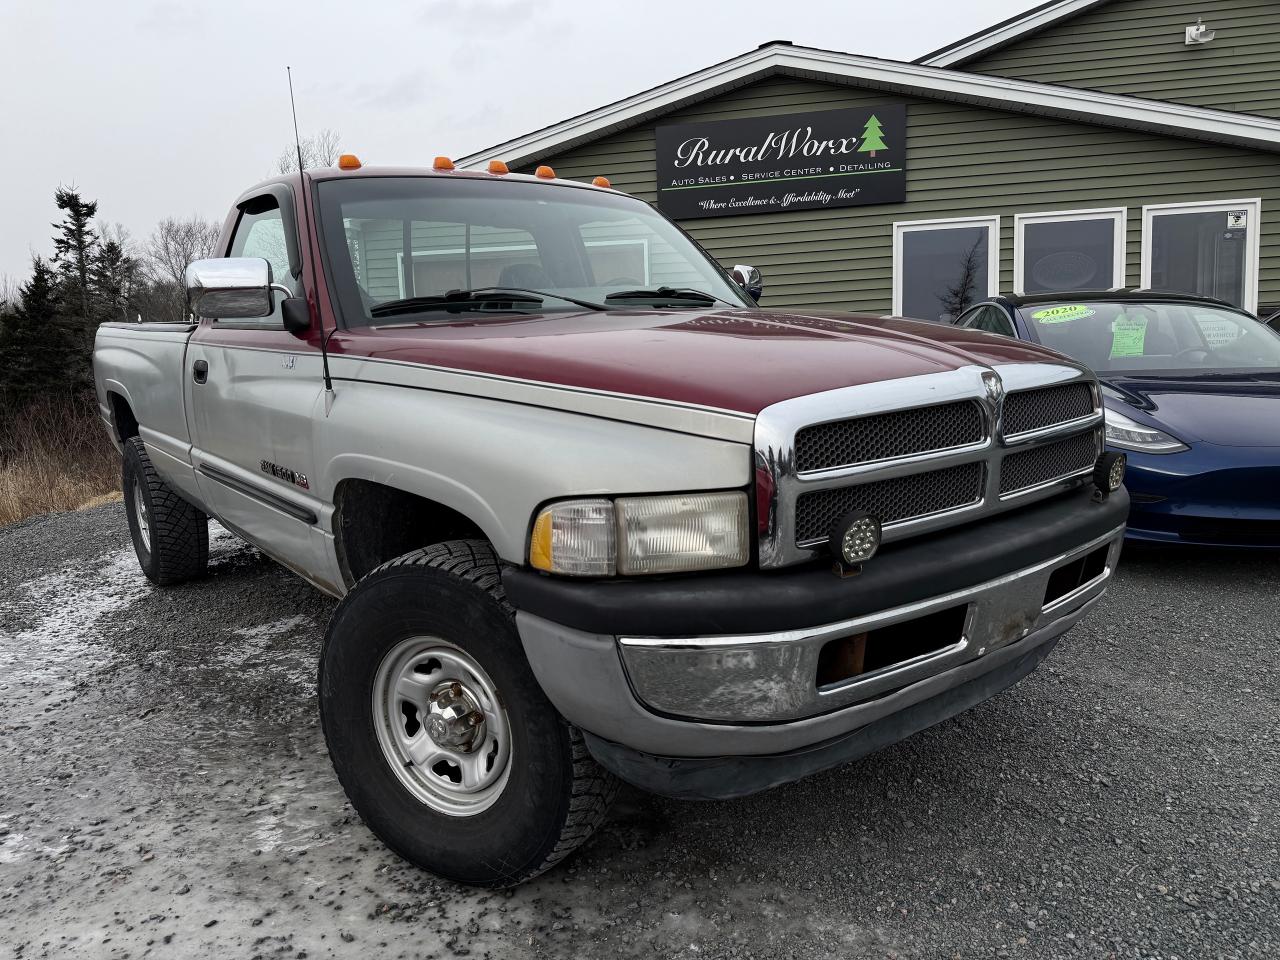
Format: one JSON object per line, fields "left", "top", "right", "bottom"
{"left": 917, "top": 0, "right": 1106, "bottom": 68}
{"left": 458, "top": 44, "right": 1280, "bottom": 171}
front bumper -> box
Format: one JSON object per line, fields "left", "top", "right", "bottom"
{"left": 508, "top": 488, "right": 1126, "bottom": 798}
{"left": 1121, "top": 444, "right": 1280, "bottom": 547}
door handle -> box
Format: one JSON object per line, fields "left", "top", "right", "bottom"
{"left": 192, "top": 359, "right": 209, "bottom": 384}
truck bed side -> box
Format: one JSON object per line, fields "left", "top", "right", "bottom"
{"left": 94, "top": 321, "right": 206, "bottom": 509}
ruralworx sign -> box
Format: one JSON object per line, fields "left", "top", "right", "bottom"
{"left": 655, "top": 105, "right": 906, "bottom": 220}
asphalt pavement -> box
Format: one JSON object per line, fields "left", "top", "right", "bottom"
{"left": 1, "top": 503, "right": 1277, "bottom": 959}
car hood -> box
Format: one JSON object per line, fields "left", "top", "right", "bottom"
{"left": 331, "top": 307, "right": 1065, "bottom": 416}
{"left": 1105, "top": 374, "right": 1280, "bottom": 447}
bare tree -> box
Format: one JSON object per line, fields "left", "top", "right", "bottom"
{"left": 142, "top": 215, "right": 222, "bottom": 322}
{"left": 275, "top": 128, "right": 343, "bottom": 174}
{"left": 938, "top": 239, "right": 985, "bottom": 321}
{"left": 0, "top": 274, "right": 19, "bottom": 315}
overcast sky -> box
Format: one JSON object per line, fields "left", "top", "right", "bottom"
{"left": 0, "top": 0, "right": 1031, "bottom": 283}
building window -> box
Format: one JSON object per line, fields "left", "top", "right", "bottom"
{"left": 1141, "top": 199, "right": 1261, "bottom": 313}
{"left": 1014, "top": 208, "right": 1125, "bottom": 295}
{"left": 893, "top": 216, "right": 1000, "bottom": 322}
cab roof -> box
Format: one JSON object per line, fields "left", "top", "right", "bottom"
{"left": 999, "top": 289, "right": 1242, "bottom": 310}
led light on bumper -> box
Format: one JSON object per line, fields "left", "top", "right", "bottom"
{"left": 530, "top": 492, "right": 749, "bottom": 576}
{"left": 1104, "top": 407, "right": 1187, "bottom": 453}
{"left": 1094, "top": 451, "right": 1126, "bottom": 493}
{"left": 829, "top": 509, "right": 881, "bottom": 565}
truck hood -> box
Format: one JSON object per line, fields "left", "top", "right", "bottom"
{"left": 331, "top": 308, "right": 1063, "bottom": 416}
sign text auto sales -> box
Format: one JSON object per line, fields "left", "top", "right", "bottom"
{"left": 655, "top": 105, "right": 906, "bottom": 219}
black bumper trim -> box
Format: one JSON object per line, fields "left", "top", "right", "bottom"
{"left": 503, "top": 486, "right": 1127, "bottom": 636}
{"left": 582, "top": 633, "right": 1059, "bottom": 800}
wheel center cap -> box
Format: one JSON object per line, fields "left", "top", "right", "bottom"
{"left": 424, "top": 681, "right": 485, "bottom": 752}
{"left": 426, "top": 715, "right": 451, "bottom": 745}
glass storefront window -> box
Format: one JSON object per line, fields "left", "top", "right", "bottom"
{"left": 892, "top": 216, "right": 999, "bottom": 322}
{"left": 1142, "top": 200, "right": 1260, "bottom": 313}
{"left": 1015, "top": 209, "right": 1125, "bottom": 295}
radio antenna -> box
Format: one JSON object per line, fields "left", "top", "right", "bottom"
{"left": 287, "top": 66, "right": 335, "bottom": 403}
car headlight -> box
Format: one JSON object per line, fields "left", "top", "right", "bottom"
{"left": 530, "top": 492, "right": 749, "bottom": 576}
{"left": 1104, "top": 407, "right": 1187, "bottom": 453}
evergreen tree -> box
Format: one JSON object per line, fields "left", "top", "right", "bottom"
{"left": 858, "top": 115, "right": 888, "bottom": 158}
{"left": 0, "top": 257, "right": 71, "bottom": 411}
{"left": 92, "top": 238, "right": 141, "bottom": 324}
{"left": 50, "top": 188, "right": 103, "bottom": 389}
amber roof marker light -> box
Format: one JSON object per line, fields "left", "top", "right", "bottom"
{"left": 433, "top": 156, "right": 456, "bottom": 171}
{"left": 488, "top": 160, "right": 510, "bottom": 175}
{"left": 534, "top": 165, "right": 556, "bottom": 179}
{"left": 337, "top": 154, "right": 362, "bottom": 170}
{"left": 592, "top": 176, "right": 611, "bottom": 188}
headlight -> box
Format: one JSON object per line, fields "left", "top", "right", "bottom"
{"left": 1104, "top": 407, "right": 1187, "bottom": 453}
{"left": 530, "top": 492, "right": 749, "bottom": 576}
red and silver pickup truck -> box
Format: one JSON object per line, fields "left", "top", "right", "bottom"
{"left": 93, "top": 158, "right": 1128, "bottom": 887}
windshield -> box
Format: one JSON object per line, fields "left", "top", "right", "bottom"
{"left": 316, "top": 176, "right": 752, "bottom": 327}
{"left": 1019, "top": 300, "right": 1280, "bottom": 375}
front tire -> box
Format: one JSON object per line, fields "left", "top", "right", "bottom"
{"left": 122, "top": 437, "right": 209, "bottom": 585}
{"left": 319, "top": 540, "right": 618, "bottom": 887}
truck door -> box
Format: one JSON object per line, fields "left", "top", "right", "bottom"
{"left": 186, "top": 189, "right": 329, "bottom": 580}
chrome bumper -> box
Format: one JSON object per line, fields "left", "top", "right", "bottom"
{"left": 516, "top": 524, "right": 1124, "bottom": 758}
{"left": 619, "top": 526, "right": 1123, "bottom": 724}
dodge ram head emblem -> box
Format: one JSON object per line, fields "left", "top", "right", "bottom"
{"left": 981, "top": 371, "right": 1004, "bottom": 403}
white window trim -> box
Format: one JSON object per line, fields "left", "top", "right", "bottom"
{"left": 892, "top": 215, "right": 1000, "bottom": 318}
{"left": 1013, "top": 207, "right": 1127, "bottom": 296}
{"left": 1140, "top": 198, "right": 1262, "bottom": 314}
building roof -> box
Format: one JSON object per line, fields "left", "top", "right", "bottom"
{"left": 458, "top": 41, "right": 1280, "bottom": 171}
{"left": 916, "top": 0, "right": 1110, "bottom": 68}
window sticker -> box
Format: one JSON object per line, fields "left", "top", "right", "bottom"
{"left": 1031, "top": 304, "right": 1096, "bottom": 324}
{"left": 1110, "top": 315, "right": 1148, "bottom": 358}
{"left": 1227, "top": 210, "right": 1248, "bottom": 229}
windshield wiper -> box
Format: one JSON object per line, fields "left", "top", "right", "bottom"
{"left": 604, "top": 287, "right": 740, "bottom": 308}
{"left": 370, "top": 286, "right": 607, "bottom": 320}
{"left": 465, "top": 287, "right": 607, "bottom": 311}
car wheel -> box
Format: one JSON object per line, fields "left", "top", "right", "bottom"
{"left": 122, "top": 437, "right": 209, "bottom": 585}
{"left": 319, "top": 539, "right": 618, "bottom": 887}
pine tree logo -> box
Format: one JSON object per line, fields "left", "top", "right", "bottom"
{"left": 859, "top": 114, "right": 888, "bottom": 158}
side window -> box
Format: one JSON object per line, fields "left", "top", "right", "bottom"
{"left": 226, "top": 197, "right": 297, "bottom": 325}
{"left": 970, "top": 306, "right": 1016, "bottom": 337}
{"left": 956, "top": 306, "right": 985, "bottom": 328}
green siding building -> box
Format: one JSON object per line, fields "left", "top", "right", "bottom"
{"left": 459, "top": 0, "right": 1280, "bottom": 323}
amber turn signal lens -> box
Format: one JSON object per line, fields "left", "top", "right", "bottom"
{"left": 592, "top": 176, "right": 611, "bottom": 188}
{"left": 337, "top": 154, "right": 361, "bottom": 170}
{"left": 534, "top": 165, "right": 556, "bottom": 179}
{"left": 433, "top": 156, "right": 455, "bottom": 171}
{"left": 487, "top": 160, "right": 510, "bottom": 175}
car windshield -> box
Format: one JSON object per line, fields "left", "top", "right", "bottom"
{"left": 1018, "top": 300, "right": 1280, "bottom": 375}
{"left": 316, "top": 176, "right": 752, "bottom": 327}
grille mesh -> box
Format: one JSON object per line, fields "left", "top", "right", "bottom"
{"left": 999, "top": 431, "right": 1098, "bottom": 495}
{"left": 795, "top": 461, "right": 985, "bottom": 544}
{"left": 1003, "top": 383, "right": 1094, "bottom": 437}
{"left": 795, "top": 401, "right": 986, "bottom": 472}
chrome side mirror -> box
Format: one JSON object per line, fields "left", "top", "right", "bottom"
{"left": 731, "top": 263, "right": 763, "bottom": 302}
{"left": 185, "top": 257, "right": 289, "bottom": 319}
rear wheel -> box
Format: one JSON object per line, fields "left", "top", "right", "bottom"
{"left": 319, "top": 540, "right": 618, "bottom": 887}
{"left": 122, "top": 437, "right": 209, "bottom": 585}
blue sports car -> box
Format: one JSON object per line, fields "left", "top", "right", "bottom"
{"left": 951, "top": 291, "right": 1280, "bottom": 547}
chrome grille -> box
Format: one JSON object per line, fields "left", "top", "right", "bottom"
{"left": 999, "top": 430, "right": 1099, "bottom": 496}
{"left": 795, "top": 400, "right": 985, "bottom": 472}
{"left": 795, "top": 462, "right": 985, "bottom": 544}
{"left": 756, "top": 364, "right": 1103, "bottom": 568}
{"left": 1003, "top": 382, "right": 1094, "bottom": 437}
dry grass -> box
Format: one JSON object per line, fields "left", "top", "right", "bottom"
{"left": 0, "top": 395, "right": 121, "bottom": 526}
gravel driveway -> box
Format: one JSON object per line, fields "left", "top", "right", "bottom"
{"left": 2, "top": 504, "right": 1277, "bottom": 959}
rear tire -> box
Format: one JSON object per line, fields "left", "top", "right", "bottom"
{"left": 319, "top": 539, "right": 618, "bottom": 887}
{"left": 122, "top": 437, "right": 209, "bottom": 585}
